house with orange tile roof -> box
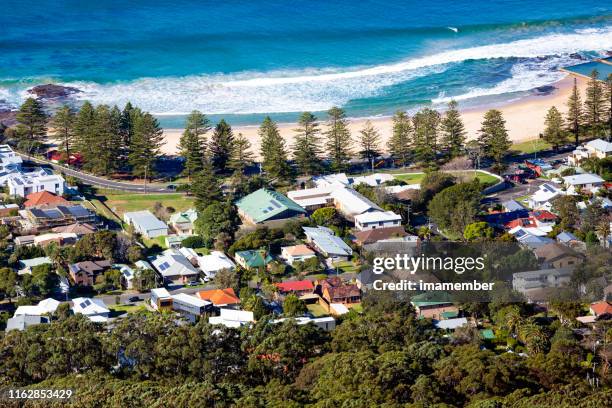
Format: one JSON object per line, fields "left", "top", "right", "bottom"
{"left": 197, "top": 288, "right": 241, "bottom": 308}
{"left": 280, "top": 244, "right": 316, "bottom": 265}
{"left": 589, "top": 301, "right": 612, "bottom": 319}
{"left": 24, "top": 191, "right": 69, "bottom": 208}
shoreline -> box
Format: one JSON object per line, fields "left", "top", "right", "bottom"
{"left": 160, "top": 75, "right": 587, "bottom": 158}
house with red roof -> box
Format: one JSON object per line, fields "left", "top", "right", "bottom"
{"left": 197, "top": 288, "right": 241, "bottom": 308}
{"left": 274, "top": 280, "right": 314, "bottom": 296}
{"left": 24, "top": 191, "right": 70, "bottom": 208}
{"left": 589, "top": 301, "right": 612, "bottom": 319}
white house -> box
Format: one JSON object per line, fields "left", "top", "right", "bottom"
{"left": 14, "top": 298, "right": 60, "bottom": 316}
{"left": 280, "top": 244, "right": 317, "bottom": 265}
{"left": 169, "top": 208, "right": 198, "bottom": 235}
{"left": 512, "top": 268, "right": 573, "bottom": 295}
{"left": 562, "top": 173, "right": 605, "bottom": 195}
{"left": 17, "top": 256, "right": 52, "bottom": 275}
{"left": 114, "top": 264, "right": 135, "bottom": 289}
{"left": 171, "top": 293, "right": 211, "bottom": 321}
{"left": 568, "top": 138, "right": 612, "bottom": 166}
{"left": 150, "top": 287, "right": 173, "bottom": 311}
{"left": 286, "top": 186, "right": 335, "bottom": 211}
{"left": 354, "top": 210, "right": 402, "bottom": 231}
{"left": 303, "top": 226, "right": 353, "bottom": 261}
{"left": 71, "top": 297, "right": 110, "bottom": 322}
{"left": 351, "top": 173, "right": 395, "bottom": 187}
{"left": 123, "top": 210, "right": 168, "bottom": 238}
{"left": 312, "top": 173, "right": 350, "bottom": 188}
{"left": 330, "top": 187, "right": 382, "bottom": 221}
{"left": 434, "top": 317, "right": 469, "bottom": 330}
{"left": 151, "top": 248, "right": 200, "bottom": 285}
{"left": 0, "top": 144, "right": 23, "bottom": 176}
{"left": 528, "top": 183, "right": 564, "bottom": 210}
{"left": 209, "top": 308, "right": 254, "bottom": 328}
{"left": 7, "top": 168, "right": 65, "bottom": 197}
{"left": 197, "top": 250, "right": 236, "bottom": 279}
{"left": 271, "top": 316, "right": 336, "bottom": 331}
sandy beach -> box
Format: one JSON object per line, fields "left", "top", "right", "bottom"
{"left": 160, "top": 75, "right": 587, "bottom": 158}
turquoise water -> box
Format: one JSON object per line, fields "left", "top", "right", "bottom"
{"left": 1, "top": 1, "right": 611, "bottom": 127}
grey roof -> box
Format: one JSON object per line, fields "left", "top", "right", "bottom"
{"left": 6, "top": 315, "right": 46, "bottom": 331}
{"left": 563, "top": 173, "right": 604, "bottom": 185}
{"left": 502, "top": 200, "right": 525, "bottom": 212}
{"left": 303, "top": 226, "right": 352, "bottom": 257}
{"left": 556, "top": 231, "right": 579, "bottom": 243}
{"left": 124, "top": 210, "right": 168, "bottom": 231}
{"left": 586, "top": 138, "right": 612, "bottom": 153}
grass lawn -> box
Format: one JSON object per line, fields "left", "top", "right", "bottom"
{"left": 332, "top": 261, "right": 361, "bottom": 274}
{"left": 143, "top": 235, "right": 168, "bottom": 250}
{"left": 307, "top": 303, "right": 329, "bottom": 317}
{"left": 349, "top": 303, "right": 363, "bottom": 313}
{"left": 87, "top": 199, "right": 123, "bottom": 224}
{"left": 394, "top": 170, "right": 500, "bottom": 186}
{"left": 108, "top": 303, "right": 146, "bottom": 317}
{"left": 96, "top": 189, "right": 195, "bottom": 217}
{"left": 514, "top": 194, "right": 531, "bottom": 208}
{"left": 511, "top": 139, "right": 551, "bottom": 154}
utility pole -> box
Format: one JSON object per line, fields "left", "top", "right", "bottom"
{"left": 144, "top": 163, "right": 148, "bottom": 194}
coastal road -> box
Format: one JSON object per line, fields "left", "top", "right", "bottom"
{"left": 17, "top": 152, "right": 177, "bottom": 193}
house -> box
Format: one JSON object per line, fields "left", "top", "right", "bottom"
{"left": 197, "top": 250, "right": 236, "bottom": 279}
{"left": 528, "top": 183, "right": 564, "bottom": 210}
{"left": 150, "top": 288, "right": 173, "bottom": 311}
{"left": 434, "top": 317, "right": 469, "bottom": 330}
{"left": 171, "top": 293, "right": 211, "bottom": 321}
{"left": 514, "top": 230, "right": 554, "bottom": 249}
{"left": 589, "top": 301, "right": 612, "bottom": 319}
{"left": 275, "top": 280, "right": 315, "bottom": 296}
{"left": 235, "top": 249, "right": 273, "bottom": 270}
{"left": 68, "top": 260, "right": 112, "bottom": 286}
{"left": 312, "top": 173, "right": 350, "bottom": 187}
{"left": 51, "top": 222, "right": 97, "bottom": 236}
{"left": 6, "top": 315, "right": 48, "bottom": 331}
{"left": 287, "top": 186, "right": 336, "bottom": 211}
{"left": 502, "top": 200, "right": 525, "bottom": 212}
{"left": 71, "top": 297, "right": 110, "bottom": 322}
{"left": 280, "top": 244, "right": 317, "bottom": 265}
{"left": 562, "top": 173, "right": 605, "bottom": 195}
{"left": 18, "top": 256, "right": 52, "bottom": 275}
{"left": 568, "top": 138, "right": 612, "bottom": 166}
{"left": 512, "top": 268, "right": 573, "bottom": 294}
{"left": 14, "top": 298, "right": 60, "bottom": 316}
{"left": 524, "top": 159, "right": 553, "bottom": 177}
{"left": 505, "top": 210, "right": 557, "bottom": 237}
{"left": 533, "top": 243, "right": 583, "bottom": 269}
{"left": 556, "top": 231, "right": 585, "bottom": 251}
{"left": 235, "top": 188, "right": 306, "bottom": 226}
{"left": 353, "top": 226, "right": 408, "bottom": 246}
{"left": 209, "top": 308, "right": 254, "bottom": 328}
{"left": 351, "top": 173, "right": 395, "bottom": 187}
{"left": 197, "top": 288, "right": 241, "bottom": 308}
{"left": 330, "top": 187, "right": 382, "bottom": 221}
{"left": 410, "top": 293, "right": 457, "bottom": 319}
{"left": 315, "top": 277, "right": 361, "bottom": 305}
{"left": 0, "top": 144, "right": 23, "bottom": 176}
{"left": 169, "top": 209, "right": 198, "bottom": 235}
{"left": 354, "top": 210, "right": 402, "bottom": 231}
{"left": 150, "top": 248, "right": 200, "bottom": 285}
{"left": 33, "top": 232, "right": 78, "bottom": 247}
{"left": 303, "top": 226, "right": 353, "bottom": 261}
{"left": 20, "top": 204, "right": 97, "bottom": 230}
{"left": 330, "top": 303, "right": 350, "bottom": 316}
{"left": 271, "top": 316, "right": 336, "bottom": 331}
{"left": 23, "top": 191, "right": 70, "bottom": 208}
{"left": 123, "top": 210, "right": 168, "bottom": 238}
{"left": 7, "top": 167, "right": 65, "bottom": 197}
{"left": 114, "top": 264, "right": 135, "bottom": 289}
{"left": 0, "top": 203, "right": 19, "bottom": 217}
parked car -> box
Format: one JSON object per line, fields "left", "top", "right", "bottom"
{"left": 128, "top": 296, "right": 140, "bottom": 302}
{"left": 187, "top": 281, "right": 199, "bottom": 286}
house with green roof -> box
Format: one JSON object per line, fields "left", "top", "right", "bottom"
{"left": 410, "top": 292, "right": 458, "bottom": 319}
{"left": 235, "top": 188, "right": 306, "bottom": 226}
{"left": 169, "top": 208, "right": 198, "bottom": 235}
{"left": 235, "top": 249, "right": 274, "bottom": 270}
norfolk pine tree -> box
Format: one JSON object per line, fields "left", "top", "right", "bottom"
{"left": 584, "top": 69, "right": 606, "bottom": 136}
{"left": 91, "top": 105, "right": 122, "bottom": 175}
{"left": 229, "top": 132, "right": 254, "bottom": 176}
{"left": 479, "top": 109, "right": 511, "bottom": 172}
{"left": 324, "top": 106, "right": 352, "bottom": 172}
{"left": 210, "top": 119, "right": 234, "bottom": 173}
{"left": 440, "top": 100, "right": 466, "bottom": 158}
{"left": 128, "top": 112, "right": 164, "bottom": 178}
{"left": 259, "top": 116, "right": 292, "bottom": 181}
{"left": 191, "top": 159, "right": 223, "bottom": 213}
{"left": 179, "top": 110, "right": 210, "bottom": 181}
{"left": 73, "top": 101, "right": 96, "bottom": 164}
{"left": 543, "top": 106, "right": 567, "bottom": 150}
{"left": 292, "top": 112, "right": 322, "bottom": 175}
{"left": 358, "top": 120, "right": 381, "bottom": 163}
{"left": 412, "top": 108, "right": 440, "bottom": 164}
{"left": 388, "top": 110, "right": 412, "bottom": 167}
{"left": 51, "top": 105, "right": 75, "bottom": 163}
{"left": 15, "top": 97, "right": 47, "bottom": 150}
{"left": 566, "top": 77, "right": 583, "bottom": 145}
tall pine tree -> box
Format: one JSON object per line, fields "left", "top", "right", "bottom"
{"left": 292, "top": 112, "right": 322, "bottom": 175}
{"left": 73, "top": 101, "right": 97, "bottom": 163}
{"left": 479, "top": 109, "right": 510, "bottom": 172}
{"left": 90, "top": 105, "right": 121, "bottom": 175}
{"left": 179, "top": 110, "right": 210, "bottom": 181}
{"left": 412, "top": 108, "right": 440, "bottom": 164}
{"left": 566, "top": 77, "right": 583, "bottom": 146}
{"left": 192, "top": 159, "right": 223, "bottom": 213}
{"left": 209, "top": 119, "right": 234, "bottom": 173}
{"left": 259, "top": 116, "right": 292, "bottom": 182}
{"left": 440, "top": 100, "right": 466, "bottom": 158}
{"left": 15, "top": 97, "right": 47, "bottom": 150}
{"left": 358, "top": 120, "right": 381, "bottom": 162}
{"left": 388, "top": 110, "right": 412, "bottom": 167}
{"left": 128, "top": 112, "right": 164, "bottom": 178}
{"left": 584, "top": 69, "right": 605, "bottom": 136}
{"left": 543, "top": 106, "right": 567, "bottom": 150}
{"left": 51, "top": 105, "right": 75, "bottom": 163}
{"left": 324, "top": 106, "right": 352, "bottom": 172}
{"left": 228, "top": 132, "right": 254, "bottom": 176}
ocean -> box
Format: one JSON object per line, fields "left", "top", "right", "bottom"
{"left": 1, "top": 0, "right": 611, "bottom": 127}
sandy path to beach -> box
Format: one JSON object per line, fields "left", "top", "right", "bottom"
{"left": 160, "top": 75, "right": 586, "bottom": 159}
